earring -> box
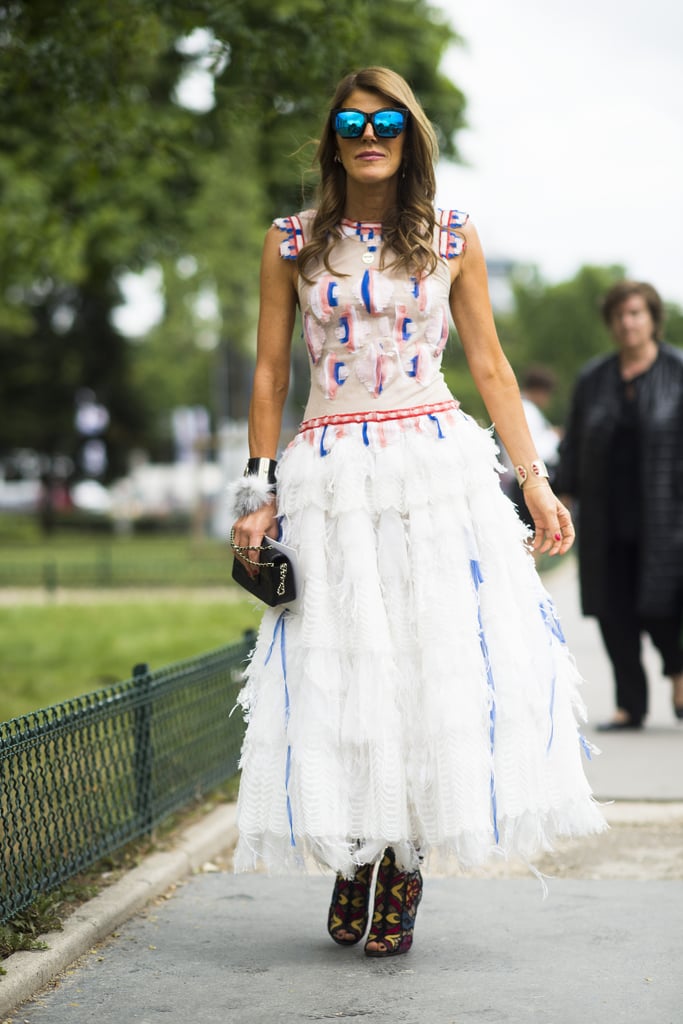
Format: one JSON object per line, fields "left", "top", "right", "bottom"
{"left": 334, "top": 154, "right": 341, "bottom": 164}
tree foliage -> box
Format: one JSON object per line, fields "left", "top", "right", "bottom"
{"left": 3, "top": 1, "right": 681, "bottom": 476}
{"left": 0, "top": 0, "right": 466, "bottom": 471}
{"left": 497, "top": 265, "right": 626, "bottom": 422}
{"left": 443, "top": 264, "right": 683, "bottom": 431}
{"left": 501, "top": 267, "right": 683, "bottom": 423}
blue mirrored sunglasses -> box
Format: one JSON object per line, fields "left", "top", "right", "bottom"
{"left": 332, "top": 107, "right": 409, "bottom": 139}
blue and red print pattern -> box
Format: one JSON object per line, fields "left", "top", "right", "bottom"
{"left": 275, "top": 210, "right": 466, "bottom": 407}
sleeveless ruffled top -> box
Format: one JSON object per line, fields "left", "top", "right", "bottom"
{"left": 274, "top": 209, "right": 468, "bottom": 421}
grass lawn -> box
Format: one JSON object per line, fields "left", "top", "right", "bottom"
{"left": 0, "top": 529, "right": 232, "bottom": 587}
{"left": 0, "top": 596, "right": 262, "bottom": 721}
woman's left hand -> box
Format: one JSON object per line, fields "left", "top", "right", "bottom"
{"left": 523, "top": 482, "right": 575, "bottom": 555}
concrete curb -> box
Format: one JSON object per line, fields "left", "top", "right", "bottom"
{"left": 601, "top": 800, "right": 683, "bottom": 824}
{"left": 0, "top": 802, "right": 238, "bottom": 1020}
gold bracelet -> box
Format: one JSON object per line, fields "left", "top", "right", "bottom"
{"left": 514, "top": 459, "right": 549, "bottom": 488}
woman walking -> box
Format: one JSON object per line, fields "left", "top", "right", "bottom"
{"left": 229, "top": 66, "right": 605, "bottom": 957}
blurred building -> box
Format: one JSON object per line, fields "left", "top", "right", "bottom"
{"left": 486, "top": 257, "right": 537, "bottom": 314}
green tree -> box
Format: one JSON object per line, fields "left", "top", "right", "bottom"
{"left": 464, "top": 265, "right": 683, "bottom": 432}
{"left": 665, "top": 304, "right": 683, "bottom": 349}
{"left": 0, "top": 0, "right": 467, "bottom": 471}
{"left": 0, "top": 1, "right": 211, "bottom": 471}
{"left": 441, "top": 264, "right": 683, "bottom": 428}
{"left": 496, "top": 265, "right": 627, "bottom": 422}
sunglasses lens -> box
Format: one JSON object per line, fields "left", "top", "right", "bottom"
{"left": 373, "top": 110, "right": 406, "bottom": 137}
{"left": 334, "top": 111, "right": 366, "bottom": 138}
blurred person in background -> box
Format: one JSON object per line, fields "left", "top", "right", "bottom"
{"left": 556, "top": 280, "right": 683, "bottom": 731}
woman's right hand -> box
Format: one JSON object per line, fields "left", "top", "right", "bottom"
{"left": 523, "top": 482, "right": 575, "bottom": 556}
{"left": 230, "top": 497, "right": 279, "bottom": 576}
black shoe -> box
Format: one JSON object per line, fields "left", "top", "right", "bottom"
{"left": 596, "top": 718, "right": 643, "bottom": 732}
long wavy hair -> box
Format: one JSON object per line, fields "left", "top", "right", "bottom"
{"left": 298, "top": 67, "right": 440, "bottom": 282}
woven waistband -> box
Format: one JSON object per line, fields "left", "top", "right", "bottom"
{"left": 299, "top": 400, "right": 459, "bottom": 434}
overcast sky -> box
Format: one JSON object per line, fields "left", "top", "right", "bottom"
{"left": 434, "top": 0, "right": 683, "bottom": 305}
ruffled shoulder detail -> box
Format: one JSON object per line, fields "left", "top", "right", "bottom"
{"left": 273, "top": 210, "right": 315, "bottom": 260}
{"left": 436, "top": 208, "right": 469, "bottom": 260}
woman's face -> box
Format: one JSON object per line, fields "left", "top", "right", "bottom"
{"left": 609, "top": 294, "right": 656, "bottom": 352}
{"left": 334, "top": 88, "right": 406, "bottom": 188}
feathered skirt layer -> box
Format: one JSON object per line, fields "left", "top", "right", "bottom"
{"left": 233, "top": 401, "right": 606, "bottom": 876}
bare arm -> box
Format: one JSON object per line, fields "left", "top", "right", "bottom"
{"left": 449, "top": 222, "right": 574, "bottom": 555}
{"left": 232, "top": 226, "right": 298, "bottom": 560}
{"left": 247, "top": 225, "right": 298, "bottom": 457}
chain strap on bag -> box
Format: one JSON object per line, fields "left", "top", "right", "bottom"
{"left": 230, "top": 529, "right": 296, "bottom": 606}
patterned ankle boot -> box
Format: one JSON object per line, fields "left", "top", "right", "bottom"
{"left": 364, "top": 847, "right": 423, "bottom": 958}
{"left": 327, "top": 861, "right": 374, "bottom": 945}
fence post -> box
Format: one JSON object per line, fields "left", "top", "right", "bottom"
{"left": 43, "top": 560, "right": 58, "bottom": 593}
{"left": 133, "top": 662, "right": 153, "bottom": 835}
{"left": 97, "top": 547, "right": 113, "bottom": 586}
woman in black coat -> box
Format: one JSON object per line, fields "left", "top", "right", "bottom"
{"left": 555, "top": 280, "right": 683, "bottom": 730}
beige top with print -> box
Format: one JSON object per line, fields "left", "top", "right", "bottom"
{"left": 274, "top": 208, "right": 468, "bottom": 420}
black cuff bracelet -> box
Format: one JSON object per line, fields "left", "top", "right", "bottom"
{"left": 245, "top": 457, "right": 278, "bottom": 486}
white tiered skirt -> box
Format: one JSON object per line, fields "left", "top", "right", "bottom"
{"left": 233, "top": 401, "right": 606, "bottom": 876}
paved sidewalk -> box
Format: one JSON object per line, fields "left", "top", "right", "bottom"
{"left": 7, "top": 873, "right": 683, "bottom": 1024}
{"left": 0, "top": 803, "right": 239, "bottom": 1020}
{"left": 547, "top": 558, "right": 683, "bottom": 800}
{"left": 2, "top": 558, "right": 682, "bottom": 1023}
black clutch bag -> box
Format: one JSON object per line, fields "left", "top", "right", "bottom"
{"left": 231, "top": 538, "right": 296, "bottom": 606}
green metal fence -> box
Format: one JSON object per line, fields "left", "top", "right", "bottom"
{"left": 0, "top": 554, "right": 231, "bottom": 589}
{"left": 0, "top": 634, "right": 253, "bottom": 924}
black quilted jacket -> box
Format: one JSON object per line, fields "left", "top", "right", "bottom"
{"left": 555, "top": 343, "right": 683, "bottom": 617}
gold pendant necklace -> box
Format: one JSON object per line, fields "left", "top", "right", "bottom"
{"left": 360, "top": 223, "right": 379, "bottom": 265}
{"left": 342, "top": 219, "right": 382, "bottom": 265}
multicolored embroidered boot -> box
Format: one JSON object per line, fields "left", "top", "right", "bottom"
{"left": 364, "top": 847, "right": 423, "bottom": 958}
{"left": 327, "top": 861, "right": 374, "bottom": 945}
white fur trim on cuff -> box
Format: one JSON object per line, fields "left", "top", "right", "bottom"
{"left": 226, "top": 475, "right": 275, "bottom": 519}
